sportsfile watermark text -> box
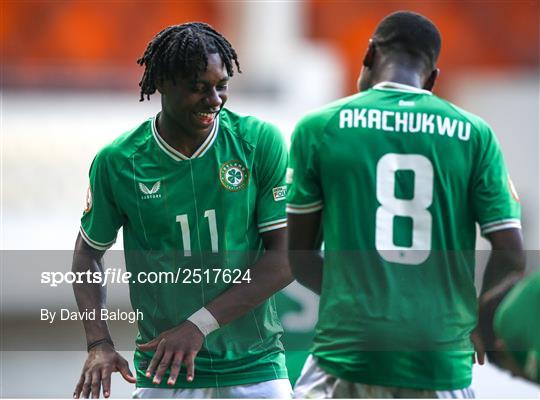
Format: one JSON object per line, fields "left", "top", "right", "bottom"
{"left": 41, "top": 267, "right": 252, "bottom": 287}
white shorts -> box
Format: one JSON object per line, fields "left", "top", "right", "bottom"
{"left": 133, "top": 378, "right": 293, "bottom": 398}
{"left": 293, "top": 355, "right": 475, "bottom": 398}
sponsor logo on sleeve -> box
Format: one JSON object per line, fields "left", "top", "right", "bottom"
{"left": 139, "top": 181, "right": 162, "bottom": 200}
{"left": 272, "top": 186, "right": 287, "bottom": 202}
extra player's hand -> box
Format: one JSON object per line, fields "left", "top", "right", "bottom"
{"left": 471, "top": 328, "right": 485, "bottom": 365}
{"left": 137, "top": 320, "right": 204, "bottom": 385}
{"left": 74, "top": 343, "right": 136, "bottom": 399}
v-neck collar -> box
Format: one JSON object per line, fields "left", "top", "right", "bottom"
{"left": 151, "top": 114, "right": 219, "bottom": 162}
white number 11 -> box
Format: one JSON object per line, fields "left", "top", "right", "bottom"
{"left": 176, "top": 209, "right": 219, "bottom": 256}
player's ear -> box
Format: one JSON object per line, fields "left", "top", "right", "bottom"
{"left": 424, "top": 68, "right": 439, "bottom": 91}
{"left": 362, "top": 39, "right": 376, "bottom": 68}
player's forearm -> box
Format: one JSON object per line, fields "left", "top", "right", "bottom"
{"left": 289, "top": 251, "right": 323, "bottom": 294}
{"left": 481, "top": 229, "right": 526, "bottom": 295}
{"left": 205, "top": 250, "right": 293, "bottom": 326}
{"left": 287, "top": 212, "right": 324, "bottom": 294}
{"left": 72, "top": 234, "right": 113, "bottom": 344}
{"left": 482, "top": 252, "right": 525, "bottom": 295}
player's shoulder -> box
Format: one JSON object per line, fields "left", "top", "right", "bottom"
{"left": 94, "top": 118, "right": 153, "bottom": 166}
{"left": 431, "top": 94, "right": 494, "bottom": 136}
{"left": 298, "top": 92, "right": 367, "bottom": 129}
{"left": 219, "top": 107, "right": 284, "bottom": 148}
{"left": 290, "top": 93, "right": 368, "bottom": 146}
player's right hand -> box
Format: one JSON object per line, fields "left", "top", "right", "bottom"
{"left": 74, "top": 343, "right": 136, "bottom": 399}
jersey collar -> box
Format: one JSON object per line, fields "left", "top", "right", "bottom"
{"left": 373, "top": 81, "right": 432, "bottom": 95}
{"left": 151, "top": 114, "right": 219, "bottom": 162}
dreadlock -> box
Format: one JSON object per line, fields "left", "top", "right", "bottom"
{"left": 137, "top": 22, "right": 241, "bottom": 101}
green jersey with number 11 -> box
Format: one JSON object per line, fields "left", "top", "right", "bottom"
{"left": 81, "top": 108, "right": 289, "bottom": 388}
{"left": 287, "top": 82, "right": 521, "bottom": 390}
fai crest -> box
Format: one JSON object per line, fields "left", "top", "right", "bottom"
{"left": 219, "top": 160, "right": 249, "bottom": 191}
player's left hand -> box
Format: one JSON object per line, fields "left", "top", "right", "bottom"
{"left": 137, "top": 320, "right": 204, "bottom": 385}
{"left": 471, "top": 327, "right": 485, "bottom": 365}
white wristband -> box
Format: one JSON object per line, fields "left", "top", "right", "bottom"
{"left": 187, "top": 307, "right": 220, "bottom": 337}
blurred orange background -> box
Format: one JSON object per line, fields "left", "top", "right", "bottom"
{"left": 2, "top": 1, "right": 538, "bottom": 94}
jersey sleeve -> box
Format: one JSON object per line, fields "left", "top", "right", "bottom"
{"left": 471, "top": 126, "right": 521, "bottom": 236}
{"left": 286, "top": 117, "right": 323, "bottom": 214}
{"left": 254, "top": 123, "right": 288, "bottom": 233}
{"left": 80, "top": 147, "right": 125, "bottom": 250}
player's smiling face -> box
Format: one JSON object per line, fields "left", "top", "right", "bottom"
{"left": 159, "top": 53, "right": 229, "bottom": 137}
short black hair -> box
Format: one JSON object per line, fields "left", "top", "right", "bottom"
{"left": 373, "top": 11, "right": 441, "bottom": 69}
{"left": 137, "top": 22, "right": 241, "bottom": 101}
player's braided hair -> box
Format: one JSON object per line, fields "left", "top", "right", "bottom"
{"left": 137, "top": 22, "right": 241, "bottom": 101}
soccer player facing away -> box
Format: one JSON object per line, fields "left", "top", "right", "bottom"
{"left": 287, "top": 11, "right": 525, "bottom": 398}
{"left": 72, "top": 23, "right": 292, "bottom": 399}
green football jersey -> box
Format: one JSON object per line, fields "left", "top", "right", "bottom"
{"left": 494, "top": 270, "right": 540, "bottom": 383}
{"left": 81, "top": 108, "right": 289, "bottom": 388}
{"left": 287, "top": 82, "right": 521, "bottom": 390}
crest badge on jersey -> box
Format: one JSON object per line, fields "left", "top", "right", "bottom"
{"left": 219, "top": 160, "right": 249, "bottom": 191}
{"left": 84, "top": 185, "right": 92, "bottom": 213}
{"left": 139, "top": 181, "right": 162, "bottom": 200}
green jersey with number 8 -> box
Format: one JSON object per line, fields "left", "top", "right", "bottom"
{"left": 287, "top": 82, "right": 521, "bottom": 390}
{"left": 81, "top": 108, "right": 289, "bottom": 388}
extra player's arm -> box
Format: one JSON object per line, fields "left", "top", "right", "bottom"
{"left": 72, "top": 233, "right": 136, "bottom": 399}
{"left": 138, "top": 227, "right": 292, "bottom": 386}
{"left": 479, "top": 270, "right": 540, "bottom": 383}
{"left": 288, "top": 211, "right": 324, "bottom": 295}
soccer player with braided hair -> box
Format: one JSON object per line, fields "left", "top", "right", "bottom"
{"left": 72, "top": 22, "right": 292, "bottom": 398}
{"left": 137, "top": 22, "right": 241, "bottom": 102}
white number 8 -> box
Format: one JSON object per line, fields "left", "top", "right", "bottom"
{"left": 375, "top": 153, "right": 433, "bottom": 265}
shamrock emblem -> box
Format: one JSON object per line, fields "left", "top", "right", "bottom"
{"left": 227, "top": 168, "right": 243, "bottom": 185}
